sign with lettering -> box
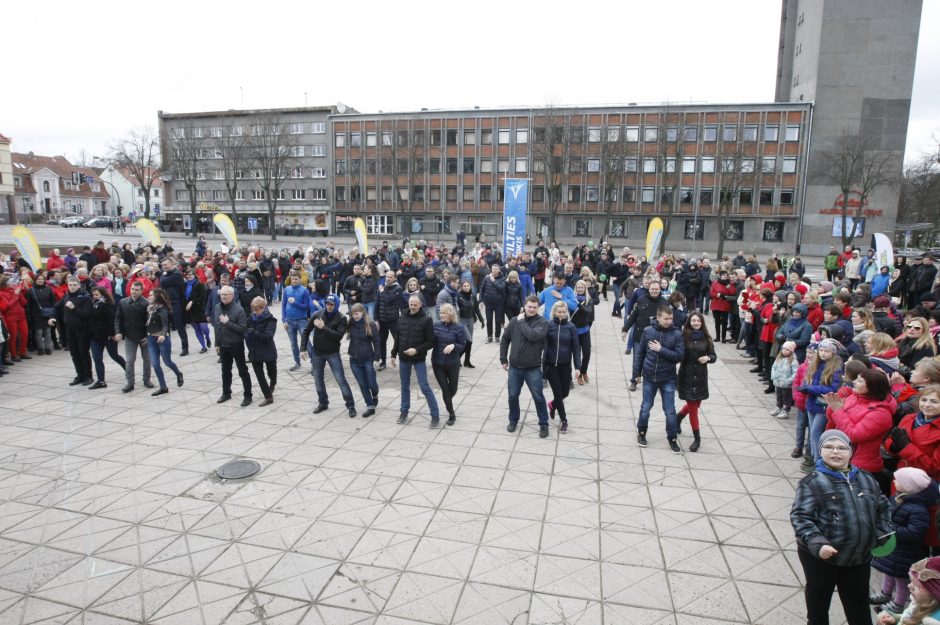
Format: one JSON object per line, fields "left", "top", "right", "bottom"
{"left": 502, "top": 179, "right": 527, "bottom": 258}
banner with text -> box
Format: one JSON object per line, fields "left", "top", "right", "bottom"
{"left": 502, "top": 179, "right": 528, "bottom": 258}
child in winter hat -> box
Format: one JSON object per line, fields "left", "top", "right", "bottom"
{"left": 877, "top": 556, "right": 940, "bottom": 624}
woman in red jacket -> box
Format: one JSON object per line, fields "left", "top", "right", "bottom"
{"left": 709, "top": 270, "right": 737, "bottom": 344}
{"left": 0, "top": 276, "right": 30, "bottom": 361}
{"left": 823, "top": 368, "right": 895, "bottom": 490}
{"left": 803, "top": 292, "right": 824, "bottom": 330}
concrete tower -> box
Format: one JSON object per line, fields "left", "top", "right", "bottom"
{"left": 775, "top": 0, "right": 923, "bottom": 254}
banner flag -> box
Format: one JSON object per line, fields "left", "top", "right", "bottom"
{"left": 213, "top": 214, "right": 239, "bottom": 249}
{"left": 11, "top": 226, "right": 41, "bottom": 271}
{"left": 646, "top": 217, "right": 664, "bottom": 260}
{"left": 354, "top": 217, "right": 369, "bottom": 255}
{"left": 872, "top": 232, "right": 894, "bottom": 271}
{"left": 503, "top": 179, "right": 527, "bottom": 258}
{"left": 134, "top": 218, "right": 162, "bottom": 246}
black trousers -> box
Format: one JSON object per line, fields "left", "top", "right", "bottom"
{"left": 797, "top": 549, "right": 872, "bottom": 625}
{"left": 504, "top": 306, "right": 520, "bottom": 321}
{"left": 68, "top": 330, "right": 92, "bottom": 380}
{"left": 485, "top": 303, "right": 504, "bottom": 339}
{"left": 432, "top": 363, "right": 460, "bottom": 414}
{"left": 712, "top": 311, "right": 729, "bottom": 342}
{"left": 251, "top": 360, "right": 277, "bottom": 398}
{"left": 577, "top": 332, "right": 591, "bottom": 375}
{"left": 171, "top": 301, "right": 189, "bottom": 350}
{"left": 220, "top": 343, "right": 252, "bottom": 398}
{"left": 379, "top": 319, "right": 399, "bottom": 362}
{"left": 544, "top": 363, "right": 572, "bottom": 421}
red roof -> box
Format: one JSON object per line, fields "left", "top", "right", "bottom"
{"left": 12, "top": 152, "right": 110, "bottom": 199}
{"left": 0, "top": 133, "right": 11, "bottom": 144}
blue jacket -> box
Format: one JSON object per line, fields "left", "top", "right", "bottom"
{"left": 538, "top": 285, "right": 577, "bottom": 320}
{"left": 871, "top": 273, "right": 890, "bottom": 298}
{"left": 775, "top": 311, "right": 814, "bottom": 362}
{"left": 800, "top": 365, "right": 844, "bottom": 415}
{"left": 872, "top": 485, "right": 934, "bottom": 578}
{"left": 347, "top": 317, "right": 380, "bottom": 362}
{"left": 431, "top": 320, "right": 467, "bottom": 366}
{"left": 636, "top": 320, "right": 685, "bottom": 384}
{"left": 518, "top": 270, "right": 535, "bottom": 298}
{"left": 245, "top": 310, "right": 278, "bottom": 362}
{"left": 543, "top": 318, "right": 581, "bottom": 370}
{"left": 281, "top": 284, "right": 312, "bottom": 321}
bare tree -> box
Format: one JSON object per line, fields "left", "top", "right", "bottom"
{"left": 652, "top": 107, "right": 686, "bottom": 250}
{"left": 531, "top": 106, "right": 574, "bottom": 242}
{"left": 247, "top": 116, "right": 298, "bottom": 241}
{"left": 600, "top": 123, "right": 631, "bottom": 241}
{"left": 713, "top": 143, "right": 756, "bottom": 260}
{"left": 814, "top": 131, "right": 898, "bottom": 248}
{"left": 380, "top": 119, "right": 431, "bottom": 239}
{"left": 214, "top": 124, "right": 251, "bottom": 230}
{"left": 109, "top": 126, "right": 163, "bottom": 219}
{"left": 165, "top": 122, "right": 207, "bottom": 238}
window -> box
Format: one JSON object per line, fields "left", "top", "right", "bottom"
{"left": 380, "top": 187, "right": 393, "bottom": 201}
{"left": 588, "top": 127, "right": 602, "bottom": 143}
{"left": 349, "top": 133, "right": 362, "bottom": 147}
{"left": 575, "top": 219, "right": 591, "bottom": 236}
{"left": 397, "top": 131, "right": 408, "bottom": 146}
{"left": 290, "top": 146, "right": 304, "bottom": 157}
{"left": 587, "top": 158, "right": 600, "bottom": 173}
{"left": 568, "top": 186, "right": 581, "bottom": 202}
{"left": 664, "top": 158, "right": 676, "bottom": 174}
{"left": 335, "top": 160, "right": 347, "bottom": 175}
{"left": 311, "top": 122, "right": 325, "bottom": 134}
{"left": 743, "top": 125, "right": 759, "bottom": 141}
{"left": 724, "top": 220, "right": 744, "bottom": 240}
{"left": 783, "top": 157, "right": 798, "bottom": 173}
{"left": 570, "top": 127, "right": 584, "bottom": 143}
{"left": 292, "top": 189, "right": 306, "bottom": 200}
{"left": 311, "top": 144, "right": 326, "bottom": 157}
{"left": 666, "top": 126, "right": 678, "bottom": 142}
{"left": 514, "top": 158, "right": 527, "bottom": 173}
{"left": 153, "top": 188, "right": 160, "bottom": 198}
{"left": 682, "top": 157, "right": 696, "bottom": 173}
{"left": 764, "top": 125, "right": 779, "bottom": 142}
{"left": 683, "top": 126, "right": 698, "bottom": 142}
{"left": 642, "top": 158, "right": 656, "bottom": 173}
{"left": 569, "top": 158, "right": 582, "bottom": 174}
{"left": 291, "top": 167, "right": 304, "bottom": 178}
{"left": 229, "top": 126, "right": 243, "bottom": 137}
{"left": 430, "top": 130, "right": 442, "bottom": 146}
{"left": 251, "top": 189, "right": 266, "bottom": 200}
{"left": 661, "top": 188, "right": 673, "bottom": 204}
{"left": 175, "top": 190, "right": 188, "bottom": 201}
{"left": 366, "top": 160, "right": 377, "bottom": 175}
{"left": 609, "top": 219, "right": 627, "bottom": 237}
{"left": 367, "top": 214, "right": 394, "bottom": 235}
{"left": 463, "top": 158, "right": 475, "bottom": 174}
{"left": 763, "top": 221, "right": 784, "bottom": 242}
{"left": 481, "top": 129, "right": 493, "bottom": 145}
{"left": 741, "top": 158, "right": 756, "bottom": 173}
{"left": 624, "top": 157, "right": 638, "bottom": 173}
{"left": 311, "top": 188, "right": 327, "bottom": 201}
{"left": 446, "top": 129, "right": 458, "bottom": 146}
{"left": 785, "top": 125, "right": 800, "bottom": 141}
{"left": 212, "top": 190, "right": 225, "bottom": 201}
{"left": 463, "top": 130, "right": 475, "bottom": 145}
{"left": 235, "top": 190, "right": 246, "bottom": 200}
{"left": 701, "top": 157, "right": 715, "bottom": 173}
{"left": 684, "top": 219, "right": 704, "bottom": 240}
{"left": 780, "top": 189, "right": 795, "bottom": 205}
{"left": 625, "top": 126, "right": 639, "bottom": 142}
{"left": 762, "top": 157, "right": 776, "bottom": 174}
{"left": 642, "top": 187, "right": 655, "bottom": 203}
{"left": 606, "top": 127, "right": 620, "bottom": 142}
{"left": 622, "top": 187, "right": 636, "bottom": 202}
{"left": 446, "top": 158, "right": 458, "bottom": 174}
{"left": 335, "top": 133, "right": 345, "bottom": 147}
{"left": 335, "top": 186, "right": 345, "bottom": 201}
{"left": 413, "top": 186, "right": 425, "bottom": 201}
{"left": 446, "top": 186, "right": 457, "bottom": 201}
{"left": 288, "top": 123, "right": 304, "bottom": 134}
{"left": 643, "top": 126, "right": 658, "bottom": 142}
{"left": 516, "top": 129, "right": 528, "bottom": 144}
{"left": 366, "top": 188, "right": 378, "bottom": 201}
{"left": 700, "top": 189, "right": 713, "bottom": 205}
{"left": 703, "top": 126, "right": 718, "bottom": 142}
{"left": 397, "top": 159, "right": 408, "bottom": 174}
{"left": 497, "top": 159, "right": 510, "bottom": 173}
{"left": 429, "top": 159, "right": 441, "bottom": 174}
{"left": 311, "top": 167, "right": 326, "bottom": 178}
{"left": 585, "top": 186, "right": 599, "bottom": 202}
{"left": 739, "top": 189, "right": 753, "bottom": 204}
{"left": 604, "top": 187, "right": 617, "bottom": 202}
{"left": 430, "top": 187, "right": 441, "bottom": 201}
{"left": 137, "top": 188, "right": 145, "bottom": 197}
{"left": 350, "top": 186, "right": 361, "bottom": 201}
{"left": 413, "top": 130, "right": 425, "bottom": 145}
{"left": 498, "top": 129, "right": 511, "bottom": 144}
{"left": 463, "top": 187, "right": 474, "bottom": 201}
{"left": 680, "top": 188, "right": 694, "bottom": 204}
{"left": 480, "top": 186, "right": 492, "bottom": 201}
{"left": 366, "top": 132, "right": 377, "bottom": 147}
{"left": 480, "top": 159, "right": 493, "bottom": 173}
{"left": 722, "top": 126, "right": 737, "bottom": 142}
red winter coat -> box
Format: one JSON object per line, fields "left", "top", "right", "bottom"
{"left": 709, "top": 280, "right": 737, "bottom": 313}
{"left": 0, "top": 287, "right": 27, "bottom": 321}
{"left": 46, "top": 252, "right": 65, "bottom": 272}
{"left": 884, "top": 412, "right": 940, "bottom": 546}
{"left": 759, "top": 302, "right": 777, "bottom": 343}
{"left": 806, "top": 303, "right": 824, "bottom": 330}
{"left": 826, "top": 393, "right": 895, "bottom": 473}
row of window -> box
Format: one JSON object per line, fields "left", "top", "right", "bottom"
{"left": 333, "top": 184, "right": 796, "bottom": 206}
{"left": 191, "top": 167, "right": 328, "bottom": 181}
{"left": 192, "top": 145, "right": 327, "bottom": 160}
{"left": 334, "top": 124, "right": 802, "bottom": 148}
{"left": 335, "top": 155, "right": 800, "bottom": 176}
{"left": 175, "top": 188, "right": 329, "bottom": 202}
{"left": 172, "top": 122, "right": 326, "bottom": 139}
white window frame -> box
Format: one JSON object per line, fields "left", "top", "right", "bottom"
{"left": 497, "top": 129, "right": 511, "bottom": 145}
{"left": 782, "top": 157, "right": 798, "bottom": 174}
{"left": 311, "top": 167, "right": 326, "bottom": 178}
{"left": 311, "top": 188, "right": 327, "bottom": 201}
{"left": 311, "top": 122, "right": 326, "bottom": 134}
{"left": 311, "top": 144, "right": 326, "bottom": 157}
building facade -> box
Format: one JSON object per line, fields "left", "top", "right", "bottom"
{"left": 11, "top": 153, "right": 110, "bottom": 219}
{"left": 330, "top": 104, "right": 812, "bottom": 252}
{"left": 0, "top": 134, "right": 13, "bottom": 222}
{"left": 776, "top": 0, "right": 923, "bottom": 254}
{"left": 98, "top": 164, "right": 164, "bottom": 218}
{"left": 158, "top": 105, "right": 350, "bottom": 236}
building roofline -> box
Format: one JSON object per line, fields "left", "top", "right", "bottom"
{"left": 158, "top": 104, "right": 348, "bottom": 120}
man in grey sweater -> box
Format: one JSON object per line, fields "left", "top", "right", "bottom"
{"left": 500, "top": 295, "right": 551, "bottom": 437}
{"left": 212, "top": 286, "right": 253, "bottom": 406}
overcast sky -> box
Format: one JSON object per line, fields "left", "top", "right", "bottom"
{"left": 3, "top": 0, "right": 937, "bottom": 165}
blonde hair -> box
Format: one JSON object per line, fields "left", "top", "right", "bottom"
{"left": 867, "top": 332, "right": 896, "bottom": 356}
{"left": 852, "top": 308, "right": 876, "bottom": 331}
{"left": 438, "top": 303, "right": 457, "bottom": 324}
{"left": 915, "top": 357, "right": 940, "bottom": 385}
{"left": 551, "top": 300, "right": 569, "bottom": 319}
{"left": 507, "top": 271, "right": 519, "bottom": 284}
{"left": 580, "top": 266, "right": 595, "bottom": 281}
{"left": 250, "top": 296, "right": 267, "bottom": 311}
{"left": 406, "top": 277, "right": 419, "bottom": 292}
{"left": 575, "top": 279, "right": 588, "bottom": 294}
{"left": 907, "top": 317, "right": 938, "bottom": 355}
{"left": 349, "top": 303, "right": 374, "bottom": 336}
{"left": 804, "top": 348, "right": 842, "bottom": 386}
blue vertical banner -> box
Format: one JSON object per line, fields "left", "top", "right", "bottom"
{"left": 503, "top": 178, "right": 527, "bottom": 258}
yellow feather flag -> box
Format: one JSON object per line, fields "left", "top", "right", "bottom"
{"left": 354, "top": 217, "right": 369, "bottom": 255}
{"left": 11, "top": 226, "right": 42, "bottom": 271}
{"left": 213, "top": 214, "right": 239, "bottom": 249}
{"left": 135, "top": 218, "right": 162, "bottom": 246}
{"left": 646, "top": 217, "right": 664, "bottom": 260}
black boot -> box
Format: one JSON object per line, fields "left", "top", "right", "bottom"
{"left": 690, "top": 430, "right": 701, "bottom": 452}
{"left": 463, "top": 341, "right": 475, "bottom": 368}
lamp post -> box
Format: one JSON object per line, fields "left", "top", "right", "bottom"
{"left": 99, "top": 179, "right": 122, "bottom": 218}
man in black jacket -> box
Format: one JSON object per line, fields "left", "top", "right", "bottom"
{"left": 212, "top": 286, "right": 253, "bottom": 406}
{"left": 621, "top": 280, "right": 665, "bottom": 390}
{"left": 113, "top": 281, "right": 154, "bottom": 392}
{"left": 500, "top": 295, "right": 551, "bottom": 437}
{"left": 301, "top": 294, "right": 356, "bottom": 417}
{"left": 480, "top": 264, "right": 506, "bottom": 342}
{"left": 50, "top": 277, "right": 93, "bottom": 385}
{"left": 342, "top": 265, "right": 363, "bottom": 313}
{"left": 377, "top": 271, "right": 405, "bottom": 370}
{"left": 396, "top": 295, "right": 439, "bottom": 426}
{"left": 159, "top": 258, "right": 190, "bottom": 357}
{"left": 419, "top": 266, "right": 442, "bottom": 320}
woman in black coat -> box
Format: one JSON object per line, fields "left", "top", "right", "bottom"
{"left": 502, "top": 271, "right": 524, "bottom": 319}
{"left": 245, "top": 297, "right": 277, "bottom": 406}
{"left": 183, "top": 268, "right": 210, "bottom": 353}
{"left": 88, "top": 286, "right": 127, "bottom": 389}
{"left": 677, "top": 311, "right": 716, "bottom": 452}
{"left": 27, "top": 273, "right": 57, "bottom": 355}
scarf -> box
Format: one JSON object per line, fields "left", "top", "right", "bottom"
{"left": 814, "top": 459, "right": 859, "bottom": 482}
{"left": 914, "top": 411, "right": 939, "bottom": 430}
{"left": 185, "top": 278, "right": 196, "bottom": 300}
{"left": 689, "top": 329, "right": 705, "bottom": 341}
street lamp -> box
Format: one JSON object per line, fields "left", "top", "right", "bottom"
{"left": 99, "top": 179, "right": 122, "bottom": 217}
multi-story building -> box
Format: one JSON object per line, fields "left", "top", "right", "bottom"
{"left": 0, "top": 133, "right": 13, "bottom": 222}
{"left": 330, "top": 103, "right": 812, "bottom": 251}
{"left": 98, "top": 163, "right": 164, "bottom": 218}
{"left": 10, "top": 153, "right": 110, "bottom": 218}
{"left": 776, "top": 0, "right": 923, "bottom": 254}
{"left": 158, "top": 105, "right": 351, "bottom": 236}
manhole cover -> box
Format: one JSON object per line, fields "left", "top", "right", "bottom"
{"left": 216, "top": 459, "right": 262, "bottom": 480}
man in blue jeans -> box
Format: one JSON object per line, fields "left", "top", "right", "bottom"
{"left": 301, "top": 294, "right": 356, "bottom": 417}
{"left": 634, "top": 305, "right": 685, "bottom": 453}
{"left": 281, "top": 273, "right": 311, "bottom": 371}
{"left": 396, "top": 295, "right": 440, "bottom": 426}
{"left": 500, "top": 295, "right": 551, "bottom": 437}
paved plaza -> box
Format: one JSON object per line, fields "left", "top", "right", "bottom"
{"left": 0, "top": 299, "right": 852, "bottom": 625}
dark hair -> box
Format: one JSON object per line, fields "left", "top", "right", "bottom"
{"left": 683, "top": 312, "right": 714, "bottom": 353}
{"left": 668, "top": 291, "right": 685, "bottom": 307}
{"left": 848, "top": 353, "right": 872, "bottom": 368}
{"left": 656, "top": 305, "right": 673, "bottom": 317}
{"left": 859, "top": 368, "right": 891, "bottom": 401}
{"left": 844, "top": 360, "right": 869, "bottom": 381}
{"left": 760, "top": 287, "right": 774, "bottom": 302}
{"left": 931, "top": 310, "right": 940, "bottom": 324}
{"left": 835, "top": 292, "right": 853, "bottom": 305}
{"left": 150, "top": 288, "right": 171, "bottom": 308}
{"left": 827, "top": 305, "right": 842, "bottom": 317}
{"left": 525, "top": 294, "right": 539, "bottom": 305}
{"left": 91, "top": 286, "right": 114, "bottom": 304}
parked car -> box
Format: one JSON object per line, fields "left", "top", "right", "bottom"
{"left": 82, "top": 216, "right": 112, "bottom": 228}
{"left": 60, "top": 216, "right": 85, "bottom": 228}
{"left": 45, "top": 218, "right": 60, "bottom": 226}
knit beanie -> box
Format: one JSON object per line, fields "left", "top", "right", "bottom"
{"left": 894, "top": 467, "right": 931, "bottom": 496}
{"left": 782, "top": 341, "right": 797, "bottom": 353}
{"left": 817, "top": 338, "right": 842, "bottom": 355}
{"left": 819, "top": 281, "right": 834, "bottom": 294}
{"left": 911, "top": 557, "right": 940, "bottom": 601}
{"left": 794, "top": 283, "right": 809, "bottom": 297}
{"left": 818, "top": 429, "right": 851, "bottom": 449}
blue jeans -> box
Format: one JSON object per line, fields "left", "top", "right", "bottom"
{"left": 638, "top": 379, "right": 678, "bottom": 439}
{"left": 399, "top": 360, "right": 439, "bottom": 417}
{"left": 795, "top": 407, "right": 809, "bottom": 452}
{"left": 312, "top": 351, "right": 354, "bottom": 408}
{"left": 147, "top": 335, "right": 181, "bottom": 389}
{"left": 90, "top": 338, "right": 126, "bottom": 382}
{"left": 507, "top": 366, "right": 549, "bottom": 426}
{"left": 809, "top": 411, "right": 827, "bottom": 460}
{"left": 364, "top": 302, "right": 376, "bottom": 320}
{"left": 349, "top": 358, "right": 378, "bottom": 408}
{"left": 285, "top": 318, "right": 306, "bottom": 365}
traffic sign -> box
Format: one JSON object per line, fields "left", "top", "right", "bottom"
{"left": 247, "top": 217, "right": 258, "bottom": 231}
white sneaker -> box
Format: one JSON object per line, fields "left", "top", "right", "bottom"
{"left": 769, "top": 407, "right": 782, "bottom": 417}
{"left": 776, "top": 409, "right": 791, "bottom": 419}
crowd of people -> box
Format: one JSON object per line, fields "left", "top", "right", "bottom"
{"left": 5, "top": 233, "right": 940, "bottom": 623}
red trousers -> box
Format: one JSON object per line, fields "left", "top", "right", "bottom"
{"left": 679, "top": 400, "right": 702, "bottom": 430}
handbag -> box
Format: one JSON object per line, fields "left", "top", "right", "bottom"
{"left": 30, "top": 289, "right": 55, "bottom": 318}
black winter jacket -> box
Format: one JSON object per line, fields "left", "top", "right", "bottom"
{"left": 90, "top": 300, "right": 116, "bottom": 343}
{"left": 159, "top": 269, "right": 185, "bottom": 305}
{"left": 302, "top": 310, "right": 348, "bottom": 355}
{"left": 186, "top": 281, "right": 208, "bottom": 324}
{"left": 622, "top": 294, "right": 666, "bottom": 334}
{"left": 26, "top": 285, "right": 56, "bottom": 323}
{"left": 347, "top": 317, "right": 380, "bottom": 361}
{"left": 377, "top": 283, "right": 405, "bottom": 323}
{"left": 420, "top": 276, "right": 442, "bottom": 306}
{"left": 212, "top": 300, "right": 249, "bottom": 347}
{"left": 872, "top": 486, "right": 933, "bottom": 577}
{"left": 114, "top": 294, "right": 149, "bottom": 341}
{"left": 432, "top": 320, "right": 466, "bottom": 366}
{"left": 480, "top": 275, "right": 507, "bottom": 306}
{"left": 500, "top": 313, "right": 549, "bottom": 369}
{"left": 360, "top": 276, "right": 378, "bottom": 304}
{"left": 54, "top": 290, "right": 92, "bottom": 331}
{"left": 397, "top": 309, "right": 435, "bottom": 362}
{"left": 543, "top": 319, "right": 581, "bottom": 370}
{"left": 246, "top": 310, "right": 278, "bottom": 362}
{"left": 677, "top": 331, "right": 716, "bottom": 401}
{"left": 456, "top": 291, "right": 484, "bottom": 324}
{"left": 636, "top": 320, "right": 684, "bottom": 384}
{"left": 503, "top": 282, "right": 524, "bottom": 309}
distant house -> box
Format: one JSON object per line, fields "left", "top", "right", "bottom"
{"left": 11, "top": 152, "right": 111, "bottom": 218}
{"left": 99, "top": 163, "right": 164, "bottom": 218}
